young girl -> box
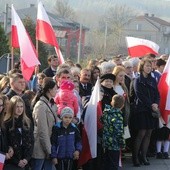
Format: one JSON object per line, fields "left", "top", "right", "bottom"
{"left": 54, "top": 80, "right": 79, "bottom": 117}
{"left": 3, "top": 96, "right": 34, "bottom": 170}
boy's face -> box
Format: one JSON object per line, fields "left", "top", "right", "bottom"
{"left": 101, "top": 79, "right": 113, "bottom": 89}
{"left": 62, "top": 114, "right": 73, "bottom": 127}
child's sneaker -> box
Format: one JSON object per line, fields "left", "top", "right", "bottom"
{"left": 163, "top": 152, "right": 169, "bottom": 159}
{"left": 156, "top": 152, "right": 163, "bottom": 159}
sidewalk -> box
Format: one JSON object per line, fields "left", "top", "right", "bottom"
{"left": 122, "top": 154, "right": 170, "bottom": 170}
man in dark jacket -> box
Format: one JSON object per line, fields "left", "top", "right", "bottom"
{"left": 43, "top": 55, "right": 59, "bottom": 77}
{"left": 6, "top": 73, "right": 26, "bottom": 99}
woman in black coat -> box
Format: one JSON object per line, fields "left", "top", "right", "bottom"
{"left": 133, "top": 58, "right": 160, "bottom": 167}
{"left": 3, "top": 96, "right": 34, "bottom": 170}
{"left": 0, "top": 95, "right": 13, "bottom": 160}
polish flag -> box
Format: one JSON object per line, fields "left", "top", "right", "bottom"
{"left": 126, "top": 36, "right": 159, "bottom": 57}
{"left": 158, "top": 55, "right": 170, "bottom": 124}
{"left": 11, "top": 5, "right": 40, "bottom": 81}
{"left": 78, "top": 78, "right": 101, "bottom": 166}
{"left": 0, "top": 153, "right": 5, "bottom": 170}
{"left": 36, "top": 1, "right": 64, "bottom": 64}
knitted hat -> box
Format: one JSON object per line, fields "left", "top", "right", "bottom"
{"left": 60, "top": 107, "right": 74, "bottom": 118}
{"left": 100, "top": 73, "right": 115, "bottom": 83}
{"left": 60, "top": 80, "right": 75, "bottom": 91}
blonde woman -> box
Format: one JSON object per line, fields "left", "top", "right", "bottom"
{"left": 3, "top": 96, "right": 34, "bottom": 170}
{"left": 112, "top": 66, "right": 130, "bottom": 126}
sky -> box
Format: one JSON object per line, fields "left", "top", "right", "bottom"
{"left": 0, "top": 0, "right": 170, "bottom": 21}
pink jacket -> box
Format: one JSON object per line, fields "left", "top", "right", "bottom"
{"left": 54, "top": 89, "right": 78, "bottom": 116}
{"left": 54, "top": 80, "right": 79, "bottom": 116}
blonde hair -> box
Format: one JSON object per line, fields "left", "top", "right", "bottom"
{"left": 112, "top": 66, "right": 125, "bottom": 77}
{"left": 0, "top": 76, "right": 10, "bottom": 92}
{"left": 4, "top": 96, "right": 30, "bottom": 130}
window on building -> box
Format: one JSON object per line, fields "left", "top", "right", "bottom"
{"left": 136, "top": 24, "right": 142, "bottom": 31}
{"left": 58, "top": 38, "right": 67, "bottom": 47}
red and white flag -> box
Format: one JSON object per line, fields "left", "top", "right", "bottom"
{"left": 158, "top": 55, "right": 170, "bottom": 124}
{"left": 126, "top": 36, "right": 159, "bottom": 57}
{"left": 11, "top": 5, "right": 40, "bottom": 81}
{"left": 0, "top": 153, "right": 5, "bottom": 170}
{"left": 36, "top": 1, "right": 64, "bottom": 64}
{"left": 79, "top": 78, "right": 101, "bottom": 166}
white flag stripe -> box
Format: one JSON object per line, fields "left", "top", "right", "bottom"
{"left": 126, "top": 36, "right": 159, "bottom": 52}
{"left": 84, "top": 78, "right": 100, "bottom": 158}
{"left": 37, "top": 1, "right": 51, "bottom": 24}
{"left": 11, "top": 5, "right": 40, "bottom": 67}
{"left": 0, "top": 153, "right": 5, "bottom": 163}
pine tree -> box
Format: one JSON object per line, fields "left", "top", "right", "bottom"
{"left": 0, "top": 25, "right": 10, "bottom": 57}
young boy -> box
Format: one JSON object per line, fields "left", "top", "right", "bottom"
{"left": 51, "top": 107, "right": 82, "bottom": 170}
{"left": 101, "top": 94, "right": 125, "bottom": 170}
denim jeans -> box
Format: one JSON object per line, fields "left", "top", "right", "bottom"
{"left": 31, "top": 158, "right": 56, "bottom": 170}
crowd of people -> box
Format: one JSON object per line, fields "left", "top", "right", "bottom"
{"left": 0, "top": 53, "right": 169, "bottom": 170}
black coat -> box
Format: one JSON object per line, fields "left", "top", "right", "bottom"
{"left": 133, "top": 73, "right": 160, "bottom": 129}
{"left": 6, "top": 89, "right": 18, "bottom": 100}
{"left": 0, "top": 127, "right": 8, "bottom": 153}
{"left": 4, "top": 117, "right": 34, "bottom": 166}
{"left": 101, "top": 85, "right": 117, "bottom": 111}
{"left": 134, "top": 73, "right": 160, "bottom": 112}
{"left": 42, "top": 66, "right": 56, "bottom": 77}
{"left": 79, "top": 82, "right": 93, "bottom": 98}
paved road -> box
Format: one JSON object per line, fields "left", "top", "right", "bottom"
{"left": 122, "top": 156, "right": 170, "bottom": 170}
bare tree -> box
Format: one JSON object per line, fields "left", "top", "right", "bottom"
{"left": 54, "top": 0, "right": 75, "bottom": 19}
{"left": 97, "top": 4, "right": 137, "bottom": 56}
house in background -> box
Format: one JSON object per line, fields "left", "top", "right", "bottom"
{"left": 122, "top": 13, "right": 170, "bottom": 55}
{"left": 0, "top": 4, "right": 88, "bottom": 60}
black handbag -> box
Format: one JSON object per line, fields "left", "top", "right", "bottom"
{"left": 151, "top": 109, "right": 161, "bottom": 118}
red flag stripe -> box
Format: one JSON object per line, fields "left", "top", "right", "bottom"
{"left": 36, "top": 20, "right": 59, "bottom": 48}
{"left": 127, "top": 45, "right": 158, "bottom": 57}
{"left": 11, "top": 25, "right": 19, "bottom": 48}
{"left": 78, "top": 127, "right": 92, "bottom": 166}
{"left": 158, "top": 72, "right": 170, "bottom": 124}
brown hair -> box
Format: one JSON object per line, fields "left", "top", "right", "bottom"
{"left": 138, "top": 58, "right": 152, "bottom": 73}
{"left": 111, "top": 94, "right": 125, "bottom": 109}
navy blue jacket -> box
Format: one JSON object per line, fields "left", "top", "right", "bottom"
{"left": 133, "top": 73, "right": 160, "bottom": 112}
{"left": 43, "top": 66, "right": 56, "bottom": 77}
{"left": 51, "top": 122, "right": 82, "bottom": 159}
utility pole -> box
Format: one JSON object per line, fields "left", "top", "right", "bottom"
{"left": 104, "top": 21, "right": 108, "bottom": 55}
{"left": 77, "top": 23, "right": 82, "bottom": 63}
{"left": 4, "top": 4, "right": 9, "bottom": 35}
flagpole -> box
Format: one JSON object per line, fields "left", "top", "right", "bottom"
{"left": 36, "top": 40, "right": 38, "bottom": 54}
{"left": 11, "top": 47, "right": 14, "bottom": 70}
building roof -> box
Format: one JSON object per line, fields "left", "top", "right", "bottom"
{"left": 136, "top": 14, "right": 170, "bottom": 27}
{"left": 0, "top": 5, "right": 88, "bottom": 31}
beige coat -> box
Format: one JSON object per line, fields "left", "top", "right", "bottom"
{"left": 32, "top": 96, "right": 58, "bottom": 159}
